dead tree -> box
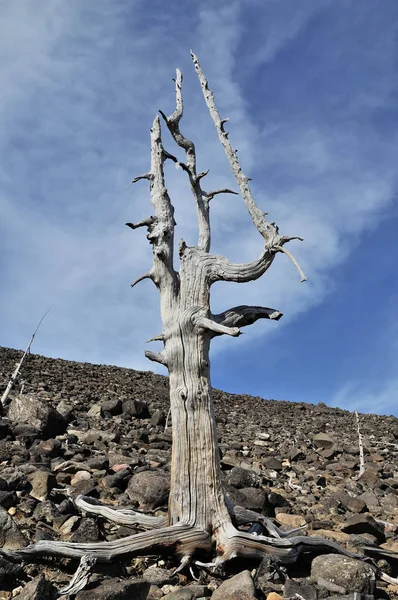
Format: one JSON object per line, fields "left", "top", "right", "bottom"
{"left": 3, "top": 53, "right": 395, "bottom": 582}
{"left": 1, "top": 309, "right": 50, "bottom": 406}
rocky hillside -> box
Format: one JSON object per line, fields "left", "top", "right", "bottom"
{"left": 0, "top": 346, "right": 397, "bottom": 599}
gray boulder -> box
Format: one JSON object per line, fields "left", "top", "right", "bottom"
{"left": 8, "top": 394, "right": 67, "bottom": 438}
{"left": 127, "top": 470, "right": 170, "bottom": 510}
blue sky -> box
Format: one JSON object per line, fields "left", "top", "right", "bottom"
{"left": 1, "top": 0, "right": 397, "bottom": 416}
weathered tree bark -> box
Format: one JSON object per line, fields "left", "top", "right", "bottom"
{"left": 3, "top": 53, "right": 397, "bottom": 586}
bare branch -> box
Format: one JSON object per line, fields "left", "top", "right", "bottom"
{"left": 161, "top": 69, "right": 211, "bottom": 252}
{"left": 207, "top": 245, "right": 276, "bottom": 284}
{"left": 197, "top": 317, "right": 241, "bottom": 337}
{"left": 145, "top": 350, "right": 168, "bottom": 367}
{"left": 203, "top": 188, "right": 238, "bottom": 201}
{"left": 127, "top": 173, "right": 152, "bottom": 186}
{"left": 213, "top": 305, "right": 282, "bottom": 331}
{"left": 125, "top": 216, "right": 156, "bottom": 230}
{"left": 146, "top": 334, "right": 164, "bottom": 343}
{"left": 130, "top": 272, "right": 153, "bottom": 288}
{"left": 191, "top": 51, "right": 276, "bottom": 244}
{"left": 273, "top": 245, "right": 307, "bottom": 282}
{"left": 195, "top": 170, "right": 209, "bottom": 182}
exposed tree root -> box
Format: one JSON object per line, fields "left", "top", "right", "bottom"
{"left": 58, "top": 554, "right": 96, "bottom": 597}
{"left": 229, "top": 502, "right": 306, "bottom": 538}
{"left": 0, "top": 524, "right": 211, "bottom": 563}
{"left": 75, "top": 495, "right": 167, "bottom": 529}
{"left": 213, "top": 522, "right": 366, "bottom": 566}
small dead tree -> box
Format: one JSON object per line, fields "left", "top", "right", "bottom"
{"left": 1, "top": 309, "right": 50, "bottom": 406}
{"left": 3, "top": 53, "right": 395, "bottom": 580}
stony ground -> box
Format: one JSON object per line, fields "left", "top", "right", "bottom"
{"left": 0, "top": 346, "right": 397, "bottom": 600}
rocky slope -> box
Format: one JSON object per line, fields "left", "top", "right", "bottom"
{"left": 0, "top": 346, "right": 397, "bottom": 599}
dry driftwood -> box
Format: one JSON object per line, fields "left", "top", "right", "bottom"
{"left": 2, "top": 54, "right": 397, "bottom": 587}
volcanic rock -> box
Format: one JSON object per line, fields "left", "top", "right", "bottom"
{"left": 8, "top": 395, "right": 67, "bottom": 438}
{"left": 127, "top": 470, "right": 170, "bottom": 510}
{"left": 311, "top": 554, "right": 376, "bottom": 594}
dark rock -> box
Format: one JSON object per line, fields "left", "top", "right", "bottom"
{"left": 0, "top": 505, "right": 28, "bottom": 549}
{"left": 122, "top": 399, "right": 150, "bottom": 419}
{"left": 36, "top": 438, "right": 62, "bottom": 458}
{"left": 75, "top": 577, "right": 150, "bottom": 600}
{"left": 289, "top": 447, "right": 306, "bottom": 461}
{"left": 0, "top": 419, "right": 13, "bottom": 440}
{"left": 211, "top": 570, "right": 256, "bottom": 599}
{"left": 0, "top": 554, "right": 23, "bottom": 583}
{"left": 341, "top": 514, "right": 386, "bottom": 543}
{"left": 283, "top": 578, "right": 317, "bottom": 599}
{"left": 268, "top": 491, "right": 290, "bottom": 508}
{"left": 239, "top": 487, "right": 268, "bottom": 512}
{"left": 338, "top": 492, "right": 367, "bottom": 514}
{"left": 13, "top": 424, "right": 41, "bottom": 446}
{"left": 27, "top": 470, "right": 56, "bottom": 501}
{"left": 0, "top": 490, "right": 17, "bottom": 509}
{"left": 101, "top": 398, "right": 123, "bottom": 415}
{"left": 150, "top": 409, "right": 166, "bottom": 427}
{"left": 127, "top": 470, "right": 170, "bottom": 510}
{"left": 263, "top": 456, "right": 283, "bottom": 471}
{"left": 359, "top": 470, "right": 381, "bottom": 489}
{"left": 14, "top": 574, "right": 57, "bottom": 600}
{"left": 142, "top": 566, "right": 175, "bottom": 586}
{"left": 313, "top": 432, "right": 336, "bottom": 449}
{"left": 70, "top": 517, "right": 102, "bottom": 542}
{"left": 227, "top": 466, "right": 259, "bottom": 489}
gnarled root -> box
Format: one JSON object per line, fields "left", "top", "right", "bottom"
{"left": 0, "top": 523, "right": 211, "bottom": 563}
{"left": 213, "top": 522, "right": 365, "bottom": 566}
{"left": 75, "top": 495, "right": 168, "bottom": 529}
{"left": 228, "top": 502, "right": 306, "bottom": 539}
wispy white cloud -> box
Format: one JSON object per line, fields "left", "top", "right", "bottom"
{"left": 330, "top": 378, "right": 398, "bottom": 416}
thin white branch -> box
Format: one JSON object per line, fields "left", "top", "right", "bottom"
{"left": 355, "top": 410, "right": 366, "bottom": 478}
{"left": 273, "top": 245, "right": 307, "bottom": 282}
{"left": 1, "top": 309, "right": 50, "bottom": 405}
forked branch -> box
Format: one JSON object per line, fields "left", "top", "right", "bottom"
{"left": 160, "top": 70, "right": 211, "bottom": 251}
{"left": 192, "top": 51, "right": 306, "bottom": 282}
